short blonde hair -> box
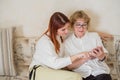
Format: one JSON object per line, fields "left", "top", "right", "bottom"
{"left": 70, "top": 10, "right": 90, "bottom": 28}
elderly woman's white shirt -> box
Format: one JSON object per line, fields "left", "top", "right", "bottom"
{"left": 64, "top": 32, "right": 110, "bottom": 78}
{"left": 30, "top": 35, "right": 72, "bottom": 69}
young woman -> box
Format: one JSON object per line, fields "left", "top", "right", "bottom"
{"left": 29, "top": 12, "right": 86, "bottom": 80}
{"left": 65, "top": 10, "right": 112, "bottom": 80}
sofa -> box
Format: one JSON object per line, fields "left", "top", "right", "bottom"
{"left": 0, "top": 27, "right": 120, "bottom": 80}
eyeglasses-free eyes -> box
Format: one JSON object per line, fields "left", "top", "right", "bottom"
{"left": 74, "top": 23, "right": 88, "bottom": 28}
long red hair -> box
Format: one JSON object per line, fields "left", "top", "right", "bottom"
{"left": 45, "top": 12, "right": 70, "bottom": 53}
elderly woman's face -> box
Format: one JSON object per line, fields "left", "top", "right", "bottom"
{"left": 73, "top": 18, "right": 88, "bottom": 38}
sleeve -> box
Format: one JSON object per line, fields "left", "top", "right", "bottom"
{"left": 35, "top": 38, "right": 72, "bottom": 69}
{"left": 64, "top": 43, "right": 70, "bottom": 57}
{"left": 95, "top": 33, "right": 108, "bottom": 53}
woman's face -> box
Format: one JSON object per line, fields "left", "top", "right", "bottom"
{"left": 73, "top": 18, "right": 88, "bottom": 38}
{"left": 57, "top": 23, "right": 70, "bottom": 37}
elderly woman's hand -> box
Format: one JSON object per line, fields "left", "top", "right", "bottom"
{"left": 89, "top": 46, "right": 106, "bottom": 61}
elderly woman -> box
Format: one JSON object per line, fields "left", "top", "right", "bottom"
{"left": 64, "top": 10, "right": 112, "bottom": 80}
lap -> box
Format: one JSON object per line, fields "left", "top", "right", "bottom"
{"left": 95, "top": 74, "right": 112, "bottom": 80}
{"left": 31, "top": 66, "right": 82, "bottom": 80}
{"left": 83, "top": 74, "right": 112, "bottom": 80}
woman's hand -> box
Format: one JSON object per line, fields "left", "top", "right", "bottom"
{"left": 89, "top": 46, "right": 106, "bottom": 60}
{"left": 77, "top": 52, "right": 92, "bottom": 63}
{"left": 68, "top": 52, "right": 91, "bottom": 70}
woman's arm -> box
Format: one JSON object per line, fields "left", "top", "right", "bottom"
{"left": 66, "top": 52, "right": 91, "bottom": 70}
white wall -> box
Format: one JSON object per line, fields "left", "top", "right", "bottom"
{"left": 0, "top": 0, "right": 120, "bottom": 37}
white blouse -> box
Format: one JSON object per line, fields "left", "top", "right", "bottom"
{"left": 29, "top": 35, "right": 72, "bottom": 69}
{"left": 65, "top": 32, "right": 110, "bottom": 78}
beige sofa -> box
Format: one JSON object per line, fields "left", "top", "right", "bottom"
{"left": 0, "top": 27, "right": 120, "bottom": 80}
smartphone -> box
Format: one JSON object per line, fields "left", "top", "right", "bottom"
{"left": 93, "top": 48, "right": 99, "bottom": 54}
{"left": 95, "top": 48, "right": 99, "bottom": 52}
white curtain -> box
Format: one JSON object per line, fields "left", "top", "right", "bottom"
{"left": 0, "top": 27, "right": 16, "bottom": 76}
